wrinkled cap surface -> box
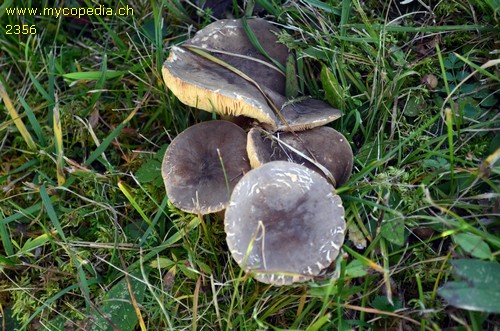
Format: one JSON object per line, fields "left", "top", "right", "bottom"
{"left": 225, "top": 161, "right": 346, "bottom": 285}
{"left": 246, "top": 126, "right": 353, "bottom": 187}
{"left": 162, "top": 120, "right": 250, "bottom": 214}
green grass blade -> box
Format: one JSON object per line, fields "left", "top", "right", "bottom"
{"left": 302, "top": 0, "right": 340, "bottom": 14}
{"left": 445, "top": 107, "right": 456, "bottom": 193}
{"left": 346, "top": 24, "right": 493, "bottom": 33}
{"left": 118, "top": 181, "right": 154, "bottom": 229}
{"left": 40, "top": 185, "right": 66, "bottom": 241}
{"left": 340, "top": 0, "right": 351, "bottom": 40}
{"left": 40, "top": 185, "right": 96, "bottom": 313}
{"left": 27, "top": 68, "right": 52, "bottom": 102}
{"left": 0, "top": 0, "right": 14, "bottom": 19}
{"left": 0, "top": 214, "right": 14, "bottom": 256}
{"left": 436, "top": 43, "right": 454, "bottom": 113}
{"left": 139, "top": 195, "right": 169, "bottom": 247}
{"left": 151, "top": 0, "right": 165, "bottom": 74}
{"left": 0, "top": 201, "right": 43, "bottom": 225}
{"left": 0, "top": 159, "right": 38, "bottom": 183}
{"left": 88, "top": 54, "right": 109, "bottom": 117}
{"left": 255, "top": 0, "right": 279, "bottom": 16}
{"left": 62, "top": 70, "right": 126, "bottom": 80}
{"left": 84, "top": 93, "right": 146, "bottom": 166}
{"left": 306, "top": 313, "right": 331, "bottom": 331}
{"left": 241, "top": 17, "right": 286, "bottom": 73}
{"left": 17, "top": 95, "right": 45, "bottom": 146}
{"left": 453, "top": 55, "right": 500, "bottom": 82}
{"left": 48, "top": 51, "right": 55, "bottom": 109}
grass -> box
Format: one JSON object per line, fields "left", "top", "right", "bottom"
{"left": 1, "top": 0, "right": 499, "bottom": 330}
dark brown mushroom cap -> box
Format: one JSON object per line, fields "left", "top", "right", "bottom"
{"left": 162, "top": 18, "right": 342, "bottom": 132}
{"left": 279, "top": 98, "right": 343, "bottom": 131}
{"left": 162, "top": 46, "right": 277, "bottom": 129}
{"left": 263, "top": 88, "right": 343, "bottom": 132}
{"left": 224, "top": 161, "right": 346, "bottom": 285}
{"left": 246, "top": 126, "right": 353, "bottom": 187}
{"left": 162, "top": 120, "right": 250, "bottom": 214}
{"left": 185, "top": 19, "right": 288, "bottom": 95}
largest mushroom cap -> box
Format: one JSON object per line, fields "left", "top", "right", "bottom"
{"left": 225, "top": 161, "right": 346, "bottom": 285}
{"left": 162, "top": 18, "right": 342, "bottom": 132}
{"left": 162, "top": 120, "right": 250, "bottom": 214}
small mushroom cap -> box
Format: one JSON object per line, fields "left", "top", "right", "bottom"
{"left": 263, "top": 88, "right": 343, "bottom": 132}
{"left": 246, "top": 126, "right": 354, "bottom": 187}
{"left": 162, "top": 120, "right": 250, "bottom": 214}
{"left": 279, "top": 98, "right": 343, "bottom": 131}
{"left": 225, "top": 161, "right": 346, "bottom": 285}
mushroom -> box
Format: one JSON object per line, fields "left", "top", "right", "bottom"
{"left": 162, "top": 120, "right": 250, "bottom": 214}
{"left": 247, "top": 126, "right": 353, "bottom": 187}
{"left": 184, "top": 18, "right": 289, "bottom": 95}
{"left": 224, "top": 161, "right": 346, "bottom": 285}
{"left": 160, "top": 18, "right": 352, "bottom": 286}
{"left": 162, "top": 18, "right": 342, "bottom": 132}
{"left": 162, "top": 45, "right": 276, "bottom": 129}
{"left": 246, "top": 127, "right": 274, "bottom": 169}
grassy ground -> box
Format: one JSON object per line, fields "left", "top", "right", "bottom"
{"left": 1, "top": 0, "right": 499, "bottom": 330}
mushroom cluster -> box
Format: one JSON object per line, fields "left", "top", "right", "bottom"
{"left": 161, "top": 19, "right": 353, "bottom": 285}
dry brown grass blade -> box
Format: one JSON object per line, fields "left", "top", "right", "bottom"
{"left": 192, "top": 276, "right": 202, "bottom": 331}
{"left": 341, "top": 303, "right": 433, "bottom": 330}
{"left": 0, "top": 79, "right": 36, "bottom": 150}
{"left": 120, "top": 253, "right": 147, "bottom": 331}
{"left": 53, "top": 93, "right": 65, "bottom": 186}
